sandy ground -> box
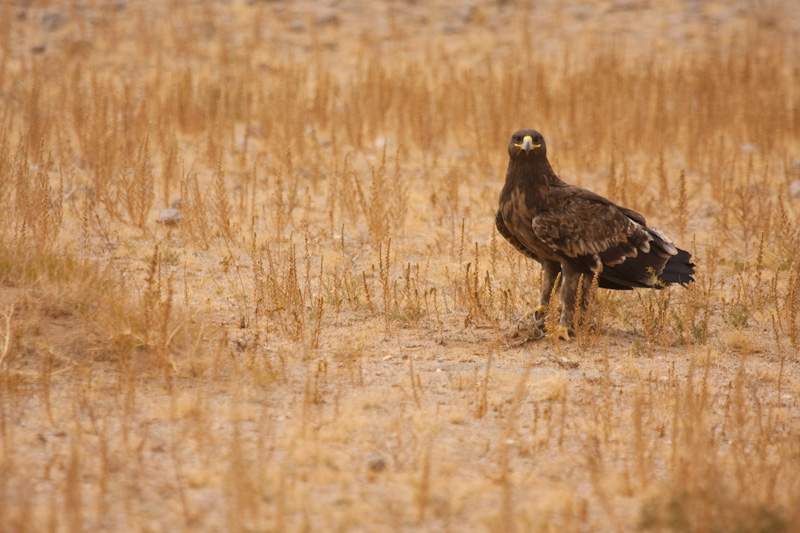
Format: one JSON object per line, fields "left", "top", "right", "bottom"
{"left": 2, "top": 0, "right": 800, "bottom": 531}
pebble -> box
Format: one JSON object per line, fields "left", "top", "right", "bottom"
{"left": 315, "top": 9, "right": 339, "bottom": 26}
{"left": 65, "top": 185, "right": 95, "bottom": 202}
{"left": 156, "top": 208, "right": 184, "bottom": 226}
{"left": 40, "top": 11, "right": 67, "bottom": 32}
{"left": 366, "top": 456, "right": 386, "bottom": 472}
{"left": 789, "top": 180, "right": 800, "bottom": 199}
{"left": 739, "top": 143, "right": 757, "bottom": 154}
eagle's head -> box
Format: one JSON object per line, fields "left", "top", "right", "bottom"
{"left": 508, "top": 129, "right": 546, "bottom": 159}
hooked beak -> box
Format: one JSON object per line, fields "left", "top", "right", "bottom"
{"left": 514, "top": 135, "right": 541, "bottom": 155}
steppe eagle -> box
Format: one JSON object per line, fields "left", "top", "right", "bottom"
{"left": 496, "top": 129, "right": 695, "bottom": 340}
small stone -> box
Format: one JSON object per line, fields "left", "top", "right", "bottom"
{"left": 451, "top": 5, "right": 475, "bottom": 23}
{"left": 454, "top": 149, "right": 472, "bottom": 161}
{"left": 571, "top": 6, "right": 594, "bottom": 20}
{"left": 40, "top": 11, "right": 66, "bottom": 32}
{"left": 739, "top": 143, "right": 757, "bottom": 154}
{"left": 437, "top": 22, "right": 465, "bottom": 34}
{"left": 374, "top": 136, "right": 394, "bottom": 149}
{"left": 315, "top": 9, "right": 339, "bottom": 26}
{"left": 698, "top": 203, "right": 720, "bottom": 217}
{"left": 789, "top": 180, "right": 800, "bottom": 199}
{"left": 367, "top": 456, "right": 386, "bottom": 472}
{"left": 610, "top": 0, "right": 638, "bottom": 12}
{"left": 65, "top": 186, "right": 95, "bottom": 202}
{"left": 156, "top": 208, "right": 184, "bottom": 226}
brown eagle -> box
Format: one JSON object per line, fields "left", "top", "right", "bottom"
{"left": 496, "top": 129, "right": 695, "bottom": 340}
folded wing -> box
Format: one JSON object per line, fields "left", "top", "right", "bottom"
{"left": 531, "top": 187, "right": 685, "bottom": 289}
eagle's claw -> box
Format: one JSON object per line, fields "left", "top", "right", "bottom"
{"left": 517, "top": 305, "right": 548, "bottom": 330}
{"left": 545, "top": 324, "right": 571, "bottom": 342}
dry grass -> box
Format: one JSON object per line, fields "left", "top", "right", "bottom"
{"left": 2, "top": 0, "right": 800, "bottom": 530}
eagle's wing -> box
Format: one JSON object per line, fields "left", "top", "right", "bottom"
{"left": 532, "top": 187, "right": 674, "bottom": 277}
{"left": 618, "top": 206, "right": 647, "bottom": 226}
{"left": 495, "top": 210, "right": 539, "bottom": 260}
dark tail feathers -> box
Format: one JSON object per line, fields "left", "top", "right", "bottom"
{"left": 657, "top": 249, "right": 695, "bottom": 286}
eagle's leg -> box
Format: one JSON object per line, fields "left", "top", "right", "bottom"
{"left": 536, "top": 260, "right": 562, "bottom": 320}
{"left": 519, "top": 260, "right": 562, "bottom": 328}
{"left": 558, "top": 263, "right": 595, "bottom": 337}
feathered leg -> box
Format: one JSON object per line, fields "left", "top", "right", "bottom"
{"left": 518, "top": 260, "right": 561, "bottom": 332}
{"left": 557, "top": 263, "right": 594, "bottom": 340}
{"left": 537, "top": 260, "right": 562, "bottom": 317}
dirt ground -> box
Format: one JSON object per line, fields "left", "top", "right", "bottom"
{"left": 2, "top": 0, "right": 800, "bottom": 531}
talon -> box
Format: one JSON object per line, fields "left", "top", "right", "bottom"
{"left": 518, "top": 305, "right": 548, "bottom": 329}
{"left": 532, "top": 305, "right": 548, "bottom": 321}
{"left": 545, "top": 324, "right": 571, "bottom": 341}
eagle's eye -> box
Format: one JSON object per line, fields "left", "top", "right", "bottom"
{"left": 513, "top": 136, "right": 521, "bottom": 143}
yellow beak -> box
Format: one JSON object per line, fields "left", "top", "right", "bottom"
{"left": 514, "top": 135, "right": 541, "bottom": 155}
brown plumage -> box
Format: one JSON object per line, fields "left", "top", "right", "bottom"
{"left": 496, "top": 129, "right": 695, "bottom": 338}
